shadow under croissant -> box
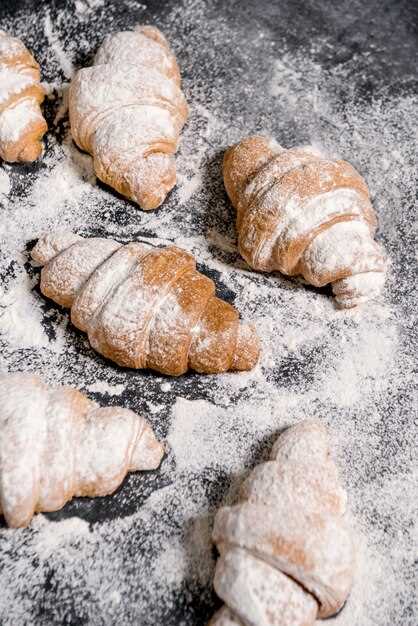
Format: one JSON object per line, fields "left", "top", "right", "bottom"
{"left": 0, "top": 455, "right": 172, "bottom": 530}
{"left": 94, "top": 175, "right": 154, "bottom": 216}
{"left": 268, "top": 338, "right": 330, "bottom": 392}
{"left": 199, "top": 150, "right": 236, "bottom": 244}
{"left": 45, "top": 462, "right": 172, "bottom": 526}
{"left": 173, "top": 469, "right": 233, "bottom": 624}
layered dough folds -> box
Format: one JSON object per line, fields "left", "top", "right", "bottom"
{"left": 0, "top": 374, "right": 164, "bottom": 528}
{"left": 69, "top": 25, "right": 189, "bottom": 209}
{"left": 223, "top": 136, "right": 386, "bottom": 307}
{"left": 0, "top": 31, "right": 47, "bottom": 162}
{"left": 210, "top": 420, "right": 354, "bottom": 626}
{"left": 32, "top": 232, "right": 260, "bottom": 375}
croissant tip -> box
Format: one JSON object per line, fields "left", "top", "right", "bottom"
{"left": 231, "top": 323, "right": 260, "bottom": 371}
{"left": 136, "top": 192, "right": 167, "bottom": 211}
{"left": 332, "top": 271, "right": 386, "bottom": 309}
{"left": 131, "top": 423, "right": 165, "bottom": 471}
{"left": 17, "top": 141, "right": 43, "bottom": 163}
{"left": 1, "top": 138, "right": 44, "bottom": 164}
{"left": 31, "top": 231, "right": 82, "bottom": 265}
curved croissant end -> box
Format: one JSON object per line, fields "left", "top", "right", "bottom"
{"left": 69, "top": 25, "right": 189, "bottom": 210}
{"left": 223, "top": 136, "right": 387, "bottom": 307}
{"left": 0, "top": 31, "right": 47, "bottom": 163}
{"left": 31, "top": 232, "right": 260, "bottom": 376}
{"left": 210, "top": 420, "right": 355, "bottom": 626}
{"left": 0, "top": 374, "right": 164, "bottom": 528}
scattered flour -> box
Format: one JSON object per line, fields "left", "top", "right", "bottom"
{"left": 32, "top": 514, "right": 91, "bottom": 560}
{"left": 86, "top": 380, "right": 126, "bottom": 396}
{"left": 0, "top": 272, "right": 66, "bottom": 349}
{"left": 0, "top": 0, "right": 416, "bottom": 625}
{"left": 74, "top": 0, "right": 105, "bottom": 15}
{"left": 177, "top": 170, "right": 203, "bottom": 204}
{"left": 168, "top": 396, "right": 282, "bottom": 474}
{"left": 0, "top": 166, "right": 10, "bottom": 194}
{"left": 43, "top": 12, "right": 74, "bottom": 79}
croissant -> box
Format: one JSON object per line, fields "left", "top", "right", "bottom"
{"left": 210, "top": 420, "right": 354, "bottom": 626}
{"left": 69, "top": 25, "right": 189, "bottom": 210}
{"left": 223, "top": 136, "right": 387, "bottom": 308}
{"left": 0, "top": 31, "right": 47, "bottom": 162}
{"left": 31, "top": 232, "right": 260, "bottom": 375}
{"left": 0, "top": 373, "right": 164, "bottom": 528}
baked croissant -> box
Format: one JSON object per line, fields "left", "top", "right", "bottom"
{"left": 223, "top": 136, "right": 387, "bottom": 308}
{"left": 0, "top": 373, "right": 164, "bottom": 528}
{"left": 210, "top": 420, "right": 354, "bottom": 626}
{"left": 31, "top": 232, "right": 260, "bottom": 375}
{"left": 69, "top": 25, "right": 189, "bottom": 210}
{"left": 0, "top": 31, "right": 47, "bottom": 162}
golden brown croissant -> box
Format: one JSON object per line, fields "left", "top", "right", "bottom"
{"left": 210, "top": 420, "right": 354, "bottom": 626}
{"left": 0, "top": 31, "right": 47, "bottom": 162}
{"left": 69, "top": 25, "right": 189, "bottom": 210}
{"left": 224, "top": 136, "right": 387, "bottom": 308}
{"left": 0, "top": 373, "right": 164, "bottom": 528}
{"left": 31, "top": 232, "right": 260, "bottom": 375}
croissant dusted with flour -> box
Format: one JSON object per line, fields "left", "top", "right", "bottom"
{"left": 69, "top": 25, "right": 189, "bottom": 210}
{"left": 224, "top": 136, "right": 386, "bottom": 308}
{"left": 0, "top": 373, "right": 164, "bottom": 528}
{"left": 210, "top": 420, "right": 354, "bottom": 626}
{"left": 31, "top": 232, "right": 260, "bottom": 375}
{"left": 0, "top": 31, "right": 47, "bottom": 162}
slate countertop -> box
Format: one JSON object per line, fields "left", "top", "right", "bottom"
{"left": 0, "top": 1, "right": 417, "bottom": 625}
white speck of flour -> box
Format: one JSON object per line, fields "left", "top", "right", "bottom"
{"left": 0, "top": 274, "right": 58, "bottom": 349}
{"left": 86, "top": 380, "right": 126, "bottom": 396}
{"left": 43, "top": 13, "right": 75, "bottom": 79}
{"left": 0, "top": 167, "right": 10, "bottom": 195}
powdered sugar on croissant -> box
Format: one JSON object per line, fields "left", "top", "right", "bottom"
{"left": 31, "top": 232, "right": 260, "bottom": 375}
{"left": 0, "top": 373, "right": 164, "bottom": 528}
{"left": 210, "top": 420, "right": 354, "bottom": 626}
{"left": 223, "top": 136, "right": 387, "bottom": 307}
{"left": 0, "top": 31, "right": 47, "bottom": 162}
{"left": 69, "top": 25, "right": 189, "bottom": 210}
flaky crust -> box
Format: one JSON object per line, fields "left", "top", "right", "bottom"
{"left": 0, "top": 31, "right": 47, "bottom": 162}
{"left": 0, "top": 374, "right": 164, "bottom": 528}
{"left": 31, "top": 232, "right": 260, "bottom": 375}
{"left": 223, "top": 136, "right": 387, "bottom": 307}
{"left": 69, "top": 25, "right": 189, "bottom": 210}
{"left": 210, "top": 420, "right": 354, "bottom": 626}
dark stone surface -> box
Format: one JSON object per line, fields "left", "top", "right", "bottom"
{"left": 0, "top": 0, "right": 417, "bottom": 624}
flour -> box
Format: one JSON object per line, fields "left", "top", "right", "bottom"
{"left": 0, "top": 166, "right": 10, "bottom": 194}
{"left": 177, "top": 170, "right": 203, "bottom": 204}
{"left": 168, "top": 397, "right": 278, "bottom": 474}
{"left": 0, "top": 273, "right": 62, "bottom": 349}
{"left": 86, "top": 380, "right": 126, "bottom": 396}
{"left": 31, "top": 513, "right": 91, "bottom": 559}
{"left": 0, "top": 0, "right": 416, "bottom": 625}
{"left": 43, "top": 12, "right": 74, "bottom": 79}
{"left": 74, "top": 0, "right": 105, "bottom": 15}
{"left": 0, "top": 97, "right": 44, "bottom": 142}
{"left": 0, "top": 64, "right": 36, "bottom": 104}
